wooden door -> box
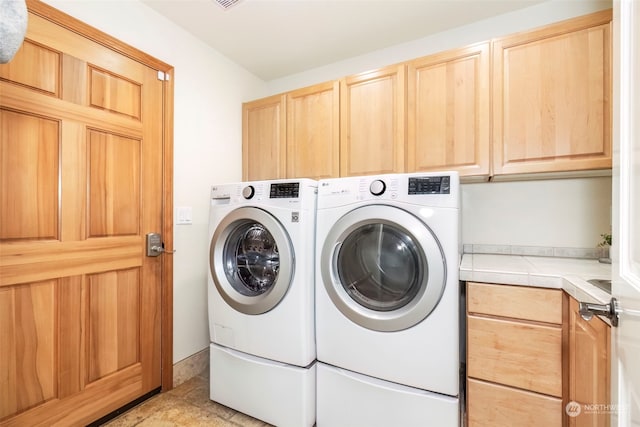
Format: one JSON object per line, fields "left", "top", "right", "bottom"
{"left": 286, "top": 81, "right": 339, "bottom": 179}
{"left": 407, "top": 43, "right": 490, "bottom": 178}
{"left": 0, "top": 3, "right": 172, "bottom": 425}
{"left": 492, "top": 10, "right": 612, "bottom": 176}
{"left": 340, "top": 64, "right": 405, "bottom": 177}
{"left": 568, "top": 297, "right": 610, "bottom": 427}
{"left": 242, "top": 94, "right": 286, "bottom": 181}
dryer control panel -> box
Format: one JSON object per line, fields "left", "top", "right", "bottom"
{"left": 408, "top": 176, "right": 450, "bottom": 194}
{"left": 317, "top": 172, "right": 459, "bottom": 209}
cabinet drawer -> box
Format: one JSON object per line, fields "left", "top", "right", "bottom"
{"left": 467, "top": 282, "right": 563, "bottom": 324}
{"left": 468, "top": 379, "right": 562, "bottom": 427}
{"left": 467, "top": 315, "right": 563, "bottom": 396}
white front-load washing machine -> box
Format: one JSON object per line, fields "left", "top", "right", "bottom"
{"left": 208, "top": 178, "right": 317, "bottom": 427}
{"left": 315, "top": 172, "right": 461, "bottom": 427}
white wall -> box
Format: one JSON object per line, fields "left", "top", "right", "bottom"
{"left": 462, "top": 177, "right": 612, "bottom": 248}
{"left": 41, "top": 0, "right": 264, "bottom": 364}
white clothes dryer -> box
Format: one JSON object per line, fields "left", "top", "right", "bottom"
{"left": 315, "top": 172, "right": 461, "bottom": 427}
{"left": 208, "top": 178, "right": 316, "bottom": 427}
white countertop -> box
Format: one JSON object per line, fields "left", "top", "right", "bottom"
{"left": 460, "top": 253, "right": 612, "bottom": 305}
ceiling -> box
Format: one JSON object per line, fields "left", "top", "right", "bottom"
{"left": 141, "top": 0, "right": 549, "bottom": 81}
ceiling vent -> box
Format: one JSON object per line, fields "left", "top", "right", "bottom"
{"left": 214, "top": 0, "right": 243, "bottom": 10}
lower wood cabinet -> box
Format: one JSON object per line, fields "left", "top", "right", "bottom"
{"left": 466, "top": 281, "right": 612, "bottom": 427}
{"left": 466, "top": 282, "right": 567, "bottom": 427}
{"left": 568, "top": 297, "right": 611, "bottom": 427}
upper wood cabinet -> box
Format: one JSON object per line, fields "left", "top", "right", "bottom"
{"left": 242, "top": 94, "right": 286, "bottom": 181}
{"left": 407, "top": 43, "right": 490, "bottom": 178}
{"left": 492, "top": 10, "right": 612, "bottom": 176}
{"left": 241, "top": 10, "right": 612, "bottom": 181}
{"left": 286, "top": 81, "right": 339, "bottom": 180}
{"left": 340, "top": 64, "right": 406, "bottom": 177}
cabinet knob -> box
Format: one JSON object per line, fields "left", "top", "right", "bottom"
{"left": 579, "top": 297, "right": 620, "bottom": 327}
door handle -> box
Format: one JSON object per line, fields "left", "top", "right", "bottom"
{"left": 146, "top": 232, "right": 176, "bottom": 257}
{"left": 579, "top": 297, "right": 620, "bottom": 327}
{"left": 150, "top": 245, "right": 176, "bottom": 254}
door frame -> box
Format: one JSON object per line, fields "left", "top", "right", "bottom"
{"left": 26, "top": 0, "right": 175, "bottom": 391}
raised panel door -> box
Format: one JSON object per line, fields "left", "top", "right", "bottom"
{"left": 407, "top": 43, "right": 490, "bottom": 178}
{"left": 242, "top": 94, "right": 286, "bottom": 181}
{"left": 286, "top": 81, "right": 339, "bottom": 179}
{"left": 492, "top": 10, "right": 612, "bottom": 175}
{"left": 340, "top": 64, "right": 405, "bottom": 176}
{"left": 0, "top": 3, "right": 168, "bottom": 425}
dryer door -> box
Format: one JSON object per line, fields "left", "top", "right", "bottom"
{"left": 210, "top": 207, "right": 293, "bottom": 315}
{"left": 321, "top": 205, "right": 446, "bottom": 331}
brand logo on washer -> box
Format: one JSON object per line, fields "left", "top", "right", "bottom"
{"left": 291, "top": 212, "right": 299, "bottom": 223}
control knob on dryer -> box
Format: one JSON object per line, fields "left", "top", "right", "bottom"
{"left": 242, "top": 185, "right": 255, "bottom": 199}
{"left": 369, "top": 179, "right": 386, "bottom": 196}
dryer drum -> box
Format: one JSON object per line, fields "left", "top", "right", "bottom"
{"left": 337, "top": 223, "right": 423, "bottom": 312}
{"left": 320, "top": 203, "right": 446, "bottom": 332}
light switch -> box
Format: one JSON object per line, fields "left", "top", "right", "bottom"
{"left": 176, "top": 206, "right": 192, "bottom": 225}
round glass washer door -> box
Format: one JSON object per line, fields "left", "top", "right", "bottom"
{"left": 210, "top": 207, "right": 294, "bottom": 315}
{"left": 321, "top": 205, "right": 446, "bottom": 332}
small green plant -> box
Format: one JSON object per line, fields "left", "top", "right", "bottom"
{"left": 599, "top": 233, "right": 612, "bottom": 247}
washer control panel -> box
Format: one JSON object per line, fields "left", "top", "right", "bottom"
{"left": 270, "top": 182, "right": 300, "bottom": 198}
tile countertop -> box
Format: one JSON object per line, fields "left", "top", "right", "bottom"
{"left": 460, "top": 253, "right": 612, "bottom": 305}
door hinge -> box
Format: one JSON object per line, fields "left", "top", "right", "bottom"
{"left": 157, "top": 71, "right": 170, "bottom": 81}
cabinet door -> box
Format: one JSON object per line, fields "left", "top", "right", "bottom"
{"left": 286, "top": 81, "right": 339, "bottom": 179}
{"left": 242, "top": 94, "right": 286, "bottom": 181}
{"left": 467, "top": 315, "right": 563, "bottom": 397}
{"left": 468, "top": 379, "right": 562, "bottom": 427}
{"left": 340, "top": 65, "right": 405, "bottom": 176}
{"left": 492, "top": 10, "right": 612, "bottom": 176}
{"left": 407, "top": 43, "right": 490, "bottom": 178}
{"left": 568, "top": 297, "right": 611, "bottom": 427}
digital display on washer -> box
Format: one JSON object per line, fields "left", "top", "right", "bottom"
{"left": 408, "top": 176, "right": 451, "bottom": 194}
{"left": 270, "top": 182, "right": 300, "bottom": 198}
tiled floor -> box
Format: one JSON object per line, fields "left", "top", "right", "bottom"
{"left": 102, "top": 370, "right": 272, "bottom": 427}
